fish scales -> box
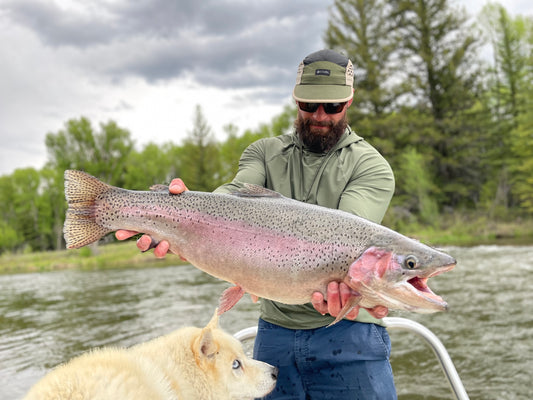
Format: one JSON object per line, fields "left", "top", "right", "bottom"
{"left": 64, "top": 170, "right": 456, "bottom": 316}
{"left": 93, "top": 188, "right": 365, "bottom": 301}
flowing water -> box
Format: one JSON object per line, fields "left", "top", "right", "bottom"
{"left": 0, "top": 245, "right": 531, "bottom": 399}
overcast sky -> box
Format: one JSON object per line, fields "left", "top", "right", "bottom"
{"left": 1, "top": 0, "right": 531, "bottom": 177}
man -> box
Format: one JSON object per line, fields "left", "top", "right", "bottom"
{"left": 117, "top": 49, "right": 397, "bottom": 399}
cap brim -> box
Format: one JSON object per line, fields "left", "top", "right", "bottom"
{"left": 293, "top": 85, "right": 353, "bottom": 103}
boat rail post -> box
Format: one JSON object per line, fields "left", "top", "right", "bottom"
{"left": 234, "top": 317, "right": 469, "bottom": 400}
{"left": 382, "top": 317, "right": 469, "bottom": 400}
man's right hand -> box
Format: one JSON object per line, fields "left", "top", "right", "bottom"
{"left": 115, "top": 178, "right": 188, "bottom": 258}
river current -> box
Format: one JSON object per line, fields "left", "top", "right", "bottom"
{"left": 0, "top": 245, "right": 532, "bottom": 399}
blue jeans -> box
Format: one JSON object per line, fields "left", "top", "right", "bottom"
{"left": 253, "top": 319, "right": 397, "bottom": 400}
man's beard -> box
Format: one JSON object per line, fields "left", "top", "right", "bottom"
{"left": 295, "top": 115, "right": 347, "bottom": 153}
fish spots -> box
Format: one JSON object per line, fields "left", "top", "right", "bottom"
{"left": 332, "top": 349, "right": 342, "bottom": 356}
{"left": 80, "top": 181, "right": 390, "bottom": 304}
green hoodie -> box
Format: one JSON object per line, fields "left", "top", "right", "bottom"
{"left": 215, "top": 128, "right": 395, "bottom": 329}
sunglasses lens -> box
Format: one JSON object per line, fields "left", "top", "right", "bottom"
{"left": 298, "top": 102, "right": 319, "bottom": 113}
{"left": 298, "top": 102, "right": 346, "bottom": 114}
{"left": 323, "top": 102, "right": 345, "bottom": 114}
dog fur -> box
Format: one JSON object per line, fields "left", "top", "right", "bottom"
{"left": 23, "top": 310, "right": 277, "bottom": 400}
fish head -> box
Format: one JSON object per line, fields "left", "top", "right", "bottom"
{"left": 345, "top": 243, "right": 456, "bottom": 313}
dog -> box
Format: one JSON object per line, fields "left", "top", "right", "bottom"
{"left": 23, "top": 309, "right": 277, "bottom": 400}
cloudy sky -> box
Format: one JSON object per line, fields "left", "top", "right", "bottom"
{"left": 0, "top": 0, "right": 531, "bottom": 177}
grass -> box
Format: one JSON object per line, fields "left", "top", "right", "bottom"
{"left": 399, "top": 213, "right": 533, "bottom": 247}
{"left": 0, "top": 241, "right": 186, "bottom": 274}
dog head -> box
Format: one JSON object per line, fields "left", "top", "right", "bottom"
{"left": 193, "top": 309, "right": 277, "bottom": 400}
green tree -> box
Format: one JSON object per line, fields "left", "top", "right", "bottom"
{"left": 480, "top": 3, "right": 531, "bottom": 120}
{"left": 123, "top": 143, "right": 174, "bottom": 190}
{"left": 219, "top": 104, "right": 296, "bottom": 184}
{"left": 178, "top": 105, "right": 222, "bottom": 191}
{"left": 0, "top": 219, "right": 20, "bottom": 254}
{"left": 9, "top": 168, "right": 43, "bottom": 252}
{"left": 509, "top": 89, "right": 533, "bottom": 213}
{"left": 391, "top": 0, "right": 480, "bottom": 120}
{"left": 45, "top": 117, "right": 134, "bottom": 186}
{"left": 40, "top": 167, "right": 67, "bottom": 249}
{"left": 389, "top": 0, "right": 483, "bottom": 208}
{"left": 0, "top": 175, "right": 23, "bottom": 253}
{"left": 478, "top": 4, "right": 533, "bottom": 214}
{"left": 325, "top": 0, "right": 400, "bottom": 117}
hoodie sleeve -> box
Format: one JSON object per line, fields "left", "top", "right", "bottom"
{"left": 214, "top": 139, "right": 267, "bottom": 194}
{"left": 338, "top": 143, "right": 395, "bottom": 224}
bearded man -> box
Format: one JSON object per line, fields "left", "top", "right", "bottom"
{"left": 117, "top": 49, "right": 397, "bottom": 399}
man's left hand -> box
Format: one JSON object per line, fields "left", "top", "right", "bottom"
{"left": 311, "top": 282, "right": 388, "bottom": 320}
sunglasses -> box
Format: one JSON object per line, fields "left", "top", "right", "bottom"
{"left": 298, "top": 101, "right": 347, "bottom": 114}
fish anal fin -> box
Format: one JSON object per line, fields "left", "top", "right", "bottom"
{"left": 218, "top": 285, "right": 245, "bottom": 314}
{"left": 328, "top": 296, "right": 362, "bottom": 327}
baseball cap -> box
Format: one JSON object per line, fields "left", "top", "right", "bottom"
{"left": 293, "top": 49, "right": 354, "bottom": 103}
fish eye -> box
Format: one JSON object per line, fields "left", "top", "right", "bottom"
{"left": 232, "top": 359, "right": 242, "bottom": 370}
{"left": 404, "top": 255, "right": 419, "bottom": 269}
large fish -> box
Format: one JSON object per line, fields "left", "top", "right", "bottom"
{"left": 64, "top": 170, "right": 456, "bottom": 323}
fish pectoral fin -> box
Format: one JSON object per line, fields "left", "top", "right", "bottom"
{"left": 218, "top": 285, "right": 245, "bottom": 314}
{"left": 328, "top": 296, "right": 362, "bottom": 327}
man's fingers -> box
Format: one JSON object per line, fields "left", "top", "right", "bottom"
{"left": 346, "top": 306, "right": 360, "bottom": 320}
{"left": 326, "top": 281, "right": 341, "bottom": 316}
{"left": 136, "top": 234, "right": 155, "bottom": 252}
{"left": 153, "top": 240, "right": 170, "bottom": 258}
{"left": 366, "top": 305, "right": 389, "bottom": 319}
{"left": 311, "top": 292, "right": 327, "bottom": 315}
{"left": 339, "top": 282, "right": 353, "bottom": 304}
{"left": 115, "top": 230, "right": 138, "bottom": 241}
{"left": 169, "top": 178, "right": 188, "bottom": 194}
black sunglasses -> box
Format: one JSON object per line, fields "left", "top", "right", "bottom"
{"left": 298, "top": 101, "right": 347, "bottom": 114}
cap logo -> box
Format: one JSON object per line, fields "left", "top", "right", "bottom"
{"left": 315, "top": 69, "right": 330, "bottom": 76}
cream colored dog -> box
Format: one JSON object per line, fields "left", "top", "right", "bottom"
{"left": 23, "top": 310, "right": 277, "bottom": 400}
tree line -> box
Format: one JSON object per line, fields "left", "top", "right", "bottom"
{"left": 0, "top": 0, "right": 531, "bottom": 254}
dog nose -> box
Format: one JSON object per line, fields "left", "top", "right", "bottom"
{"left": 271, "top": 366, "right": 279, "bottom": 381}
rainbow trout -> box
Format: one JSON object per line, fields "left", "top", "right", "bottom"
{"left": 64, "top": 170, "right": 456, "bottom": 322}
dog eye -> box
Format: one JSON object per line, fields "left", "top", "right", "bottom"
{"left": 232, "top": 360, "right": 242, "bottom": 370}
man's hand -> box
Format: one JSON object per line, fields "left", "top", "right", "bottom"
{"left": 311, "top": 282, "right": 388, "bottom": 320}
{"left": 115, "top": 178, "right": 188, "bottom": 258}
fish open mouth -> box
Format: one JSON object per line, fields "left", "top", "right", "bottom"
{"left": 408, "top": 277, "right": 443, "bottom": 302}
{"left": 407, "top": 263, "right": 455, "bottom": 309}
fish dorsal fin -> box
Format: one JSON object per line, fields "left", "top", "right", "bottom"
{"left": 149, "top": 184, "right": 169, "bottom": 193}
{"left": 231, "top": 184, "right": 283, "bottom": 198}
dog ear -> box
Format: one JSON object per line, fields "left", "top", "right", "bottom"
{"left": 206, "top": 308, "right": 219, "bottom": 330}
{"left": 194, "top": 308, "right": 219, "bottom": 360}
{"left": 198, "top": 327, "right": 218, "bottom": 359}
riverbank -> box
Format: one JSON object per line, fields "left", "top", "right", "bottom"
{"left": 0, "top": 241, "right": 188, "bottom": 274}
{"left": 398, "top": 214, "right": 533, "bottom": 246}
{"left": 1, "top": 217, "right": 532, "bottom": 274}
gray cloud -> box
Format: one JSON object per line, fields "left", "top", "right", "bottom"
{"left": 4, "top": 0, "right": 330, "bottom": 88}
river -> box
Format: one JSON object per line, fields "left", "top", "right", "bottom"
{"left": 0, "top": 245, "right": 531, "bottom": 399}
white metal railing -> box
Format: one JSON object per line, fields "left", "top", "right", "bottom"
{"left": 234, "top": 317, "right": 469, "bottom": 400}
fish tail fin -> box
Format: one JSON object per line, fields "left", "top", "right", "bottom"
{"left": 63, "top": 170, "right": 113, "bottom": 249}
